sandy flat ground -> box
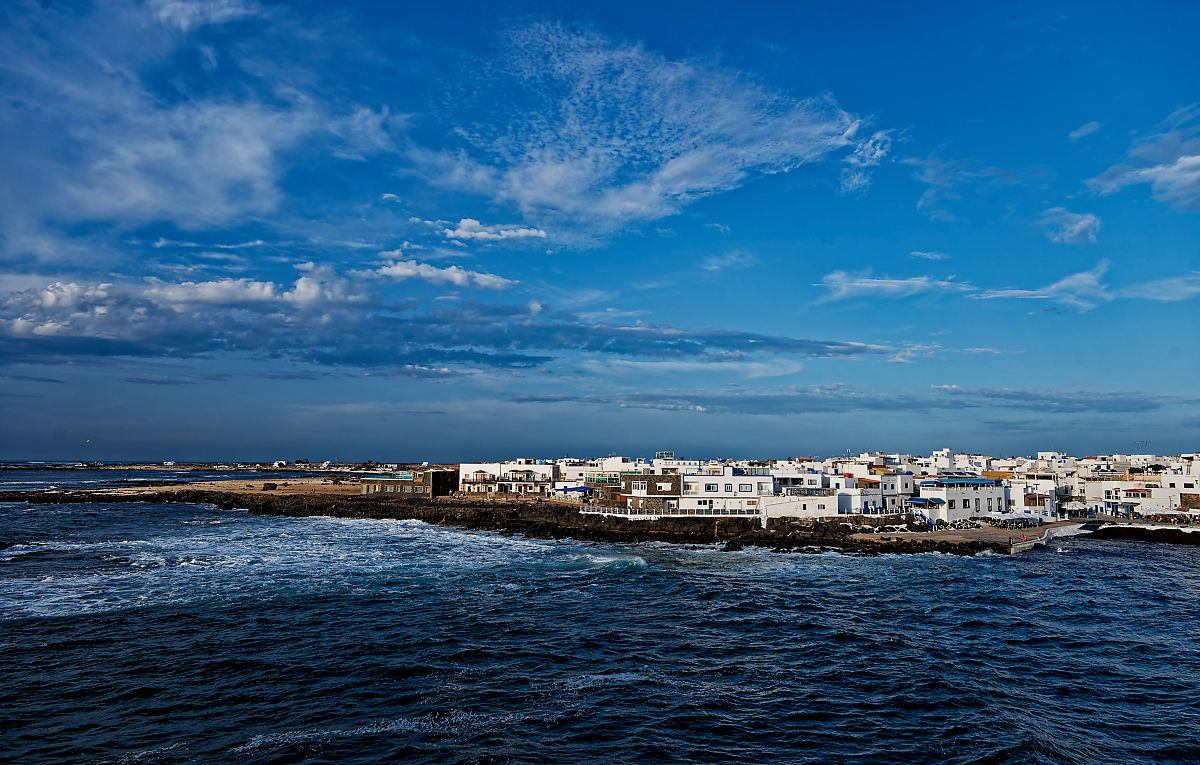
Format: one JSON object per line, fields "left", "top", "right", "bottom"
{"left": 63, "top": 476, "right": 360, "bottom": 497}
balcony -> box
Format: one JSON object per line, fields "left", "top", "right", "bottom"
{"left": 783, "top": 487, "right": 836, "bottom": 497}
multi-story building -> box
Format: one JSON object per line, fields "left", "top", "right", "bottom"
{"left": 458, "top": 459, "right": 558, "bottom": 495}
{"left": 359, "top": 468, "right": 458, "bottom": 497}
{"left": 912, "top": 477, "right": 1006, "bottom": 523}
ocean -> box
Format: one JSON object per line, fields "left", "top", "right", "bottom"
{"left": 2, "top": 473, "right": 1198, "bottom": 763}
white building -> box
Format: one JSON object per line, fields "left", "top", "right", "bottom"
{"left": 459, "top": 459, "right": 558, "bottom": 495}
{"left": 679, "top": 467, "right": 775, "bottom": 514}
{"left": 912, "top": 478, "right": 1006, "bottom": 523}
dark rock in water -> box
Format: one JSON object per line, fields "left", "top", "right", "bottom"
{"left": 1088, "top": 525, "right": 1200, "bottom": 546}
{"left": 722, "top": 540, "right": 743, "bottom": 552}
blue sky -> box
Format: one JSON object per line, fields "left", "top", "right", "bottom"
{"left": 1, "top": 0, "right": 1197, "bottom": 461}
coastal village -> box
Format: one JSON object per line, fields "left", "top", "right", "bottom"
{"left": 356, "top": 448, "right": 1200, "bottom": 527}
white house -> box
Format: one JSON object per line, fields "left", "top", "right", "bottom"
{"left": 459, "top": 459, "right": 558, "bottom": 495}
{"left": 912, "top": 478, "right": 1006, "bottom": 523}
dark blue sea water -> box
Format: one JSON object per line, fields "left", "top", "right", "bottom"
{"left": 0, "top": 467, "right": 312, "bottom": 492}
{"left": 3, "top": 490, "right": 1199, "bottom": 763}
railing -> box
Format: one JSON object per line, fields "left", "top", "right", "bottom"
{"left": 583, "top": 506, "right": 761, "bottom": 518}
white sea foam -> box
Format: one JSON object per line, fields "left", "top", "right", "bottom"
{"left": 229, "top": 710, "right": 522, "bottom": 753}
{"left": 564, "top": 672, "right": 650, "bottom": 691}
{"left": 565, "top": 553, "right": 648, "bottom": 569}
{"left": 109, "top": 741, "right": 185, "bottom": 763}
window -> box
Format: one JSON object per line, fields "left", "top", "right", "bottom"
{"left": 705, "top": 483, "right": 718, "bottom": 492}
{"left": 657, "top": 483, "right": 671, "bottom": 492}
{"left": 632, "top": 481, "right": 647, "bottom": 492}
{"left": 948, "top": 500, "right": 955, "bottom": 509}
{"left": 974, "top": 498, "right": 980, "bottom": 510}
{"left": 725, "top": 484, "right": 733, "bottom": 492}
{"left": 1187, "top": 483, "right": 1195, "bottom": 489}
{"left": 739, "top": 484, "right": 753, "bottom": 492}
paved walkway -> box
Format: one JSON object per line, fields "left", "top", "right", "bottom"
{"left": 854, "top": 520, "right": 1080, "bottom": 545}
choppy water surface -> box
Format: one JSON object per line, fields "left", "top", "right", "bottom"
{"left": 0, "top": 466, "right": 310, "bottom": 492}
{"left": 2, "top": 498, "right": 1199, "bottom": 764}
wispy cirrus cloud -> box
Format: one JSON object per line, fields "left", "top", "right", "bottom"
{"left": 513, "top": 382, "right": 1182, "bottom": 416}
{"left": 411, "top": 22, "right": 887, "bottom": 234}
{"left": 817, "top": 260, "right": 1200, "bottom": 313}
{"left": 840, "top": 130, "right": 893, "bottom": 194}
{"left": 910, "top": 250, "right": 951, "bottom": 261}
{"left": 1040, "top": 206, "right": 1101, "bottom": 244}
{"left": 0, "top": 0, "right": 395, "bottom": 264}
{"left": 1068, "top": 121, "right": 1102, "bottom": 141}
{"left": 1119, "top": 273, "right": 1200, "bottom": 302}
{"left": 150, "top": 0, "right": 261, "bottom": 32}
{"left": 903, "top": 152, "right": 1016, "bottom": 221}
{"left": 700, "top": 250, "right": 758, "bottom": 272}
{"left": 818, "top": 270, "right": 973, "bottom": 302}
{"left": 977, "top": 260, "right": 1112, "bottom": 310}
{"left": 1088, "top": 104, "right": 1200, "bottom": 213}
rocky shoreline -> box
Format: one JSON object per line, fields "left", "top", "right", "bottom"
{"left": 0, "top": 488, "right": 1010, "bottom": 556}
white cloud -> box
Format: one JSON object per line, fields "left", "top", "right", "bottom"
{"left": 585, "top": 357, "right": 805, "bottom": 379}
{"left": 1120, "top": 273, "right": 1200, "bottom": 302}
{"left": 1040, "top": 207, "right": 1101, "bottom": 244}
{"left": 910, "top": 250, "right": 951, "bottom": 261}
{"left": 840, "top": 130, "right": 892, "bottom": 194}
{"left": 151, "top": 0, "right": 260, "bottom": 32}
{"left": 376, "top": 260, "right": 514, "bottom": 290}
{"left": 818, "top": 270, "right": 973, "bottom": 301}
{"left": 443, "top": 218, "right": 547, "bottom": 242}
{"left": 0, "top": 1, "right": 393, "bottom": 263}
{"left": 700, "top": 250, "right": 758, "bottom": 272}
{"left": 152, "top": 238, "right": 268, "bottom": 249}
{"left": 144, "top": 263, "right": 367, "bottom": 308}
{"left": 1068, "top": 121, "right": 1102, "bottom": 141}
{"left": 1088, "top": 104, "right": 1200, "bottom": 213}
{"left": 978, "top": 260, "right": 1112, "bottom": 311}
{"left": 904, "top": 153, "right": 1015, "bottom": 220}
{"left": 412, "top": 23, "right": 882, "bottom": 232}
{"left": 331, "top": 106, "right": 396, "bottom": 160}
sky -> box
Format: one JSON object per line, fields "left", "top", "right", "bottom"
{"left": 1, "top": 0, "right": 1198, "bottom": 462}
